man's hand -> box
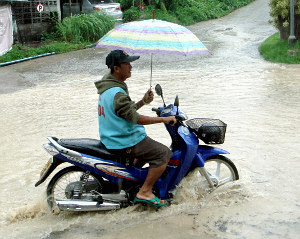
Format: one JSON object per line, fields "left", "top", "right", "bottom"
{"left": 143, "top": 89, "right": 154, "bottom": 104}
{"left": 164, "top": 116, "right": 177, "bottom": 126}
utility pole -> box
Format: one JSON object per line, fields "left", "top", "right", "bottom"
{"left": 56, "top": 0, "right": 61, "bottom": 21}
{"left": 288, "top": 0, "right": 296, "bottom": 45}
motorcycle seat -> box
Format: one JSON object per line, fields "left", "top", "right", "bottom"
{"left": 57, "top": 138, "right": 122, "bottom": 161}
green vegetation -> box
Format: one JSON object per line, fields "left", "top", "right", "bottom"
{"left": 269, "top": 0, "right": 300, "bottom": 40}
{"left": 121, "top": 0, "right": 255, "bottom": 25}
{"left": 0, "top": 42, "right": 92, "bottom": 64}
{"left": 123, "top": 6, "right": 141, "bottom": 22}
{"left": 0, "top": 12, "right": 114, "bottom": 64}
{"left": 259, "top": 32, "right": 300, "bottom": 64}
{"left": 56, "top": 12, "right": 114, "bottom": 42}
{"left": 269, "top": 0, "right": 300, "bottom": 28}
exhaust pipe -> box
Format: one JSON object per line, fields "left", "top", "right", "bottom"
{"left": 56, "top": 199, "right": 121, "bottom": 211}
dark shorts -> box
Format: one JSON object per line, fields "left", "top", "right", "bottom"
{"left": 130, "top": 136, "right": 173, "bottom": 168}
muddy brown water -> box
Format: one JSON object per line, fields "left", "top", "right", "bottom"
{"left": 0, "top": 0, "right": 300, "bottom": 238}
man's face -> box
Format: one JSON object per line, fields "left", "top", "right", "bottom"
{"left": 114, "top": 62, "right": 132, "bottom": 81}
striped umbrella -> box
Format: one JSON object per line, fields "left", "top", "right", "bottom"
{"left": 96, "top": 19, "right": 210, "bottom": 86}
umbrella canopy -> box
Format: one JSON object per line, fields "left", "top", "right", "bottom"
{"left": 96, "top": 19, "right": 210, "bottom": 87}
{"left": 96, "top": 19, "right": 209, "bottom": 56}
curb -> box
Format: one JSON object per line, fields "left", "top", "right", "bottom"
{"left": 0, "top": 43, "right": 96, "bottom": 67}
{"left": 0, "top": 52, "right": 56, "bottom": 67}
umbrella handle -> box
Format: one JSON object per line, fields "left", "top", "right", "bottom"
{"left": 150, "top": 53, "right": 153, "bottom": 89}
{"left": 151, "top": 9, "right": 155, "bottom": 89}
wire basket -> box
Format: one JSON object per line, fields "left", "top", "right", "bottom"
{"left": 186, "top": 118, "right": 227, "bottom": 144}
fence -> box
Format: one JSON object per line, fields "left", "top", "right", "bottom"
{"left": 11, "top": 0, "right": 57, "bottom": 42}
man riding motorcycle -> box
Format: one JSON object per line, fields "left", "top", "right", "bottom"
{"left": 94, "top": 50, "right": 176, "bottom": 207}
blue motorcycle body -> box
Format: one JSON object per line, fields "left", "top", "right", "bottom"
{"left": 36, "top": 96, "right": 237, "bottom": 211}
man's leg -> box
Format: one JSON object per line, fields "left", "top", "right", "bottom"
{"left": 136, "top": 161, "right": 168, "bottom": 203}
{"left": 132, "top": 137, "right": 172, "bottom": 203}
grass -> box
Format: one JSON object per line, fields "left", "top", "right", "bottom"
{"left": 0, "top": 41, "right": 93, "bottom": 64}
{"left": 259, "top": 33, "right": 300, "bottom": 64}
{"left": 56, "top": 12, "right": 114, "bottom": 43}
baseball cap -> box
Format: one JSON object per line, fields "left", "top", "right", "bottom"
{"left": 106, "top": 50, "right": 140, "bottom": 68}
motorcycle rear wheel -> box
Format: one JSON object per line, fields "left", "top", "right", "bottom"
{"left": 204, "top": 155, "right": 239, "bottom": 187}
{"left": 46, "top": 166, "right": 104, "bottom": 210}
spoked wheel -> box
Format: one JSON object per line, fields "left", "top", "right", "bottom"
{"left": 204, "top": 155, "right": 239, "bottom": 187}
{"left": 46, "top": 166, "right": 103, "bottom": 210}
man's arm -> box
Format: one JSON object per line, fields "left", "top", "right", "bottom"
{"left": 114, "top": 92, "right": 140, "bottom": 123}
{"left": 135, "top": 99, "right": 144, "bottom": 110}
{"left": 136, "top": 89, "right": 154, "bottom": 110}
{"left": 114, "top": 91, "right": 176, "bottom": 125}
{"left": 137, "top": 115, "right": 176, "bottom": 126}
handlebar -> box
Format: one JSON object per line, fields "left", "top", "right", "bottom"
{"left": 151, "top": 108, "right": 160, "bottom": 114}
{"left": 152, "top": 107, "right": 184, "bottom": 125}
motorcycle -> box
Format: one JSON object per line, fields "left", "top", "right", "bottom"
{"left": 35, "top": 84, "right": 239, "bottom": 211}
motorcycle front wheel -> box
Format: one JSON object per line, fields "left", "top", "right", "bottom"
{"left": 204, "top": 155, "right": 239, "bottom": 187}
{"left": 46, "top": 166, "right": 104, "bottom": 210}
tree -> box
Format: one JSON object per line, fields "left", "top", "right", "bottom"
{"left": 269, "top": 0, "right": 300, "bottom": 40}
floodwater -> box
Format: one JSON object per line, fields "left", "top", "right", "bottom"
{"left": 0, "top": 0, "right": 300, "bottom": 238}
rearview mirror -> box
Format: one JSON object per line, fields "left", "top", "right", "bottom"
{"left": 155, "top": 84, "right": 163, "bottom": 96}
{"left": 155, "top": 84, "right": 166, "bottom": 107}
{"left": 174, "top": 95, "right": 179, "bottom": 107}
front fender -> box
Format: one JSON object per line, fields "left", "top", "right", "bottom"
{"left": 193, "top": 145, "right": 229, "bottom": 167}
{"left": 198, "top": 145, "right": 229, "bottom": 159}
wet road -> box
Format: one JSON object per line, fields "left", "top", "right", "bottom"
{"left": 0, "top": 0, "right": 300, "bottom": 238}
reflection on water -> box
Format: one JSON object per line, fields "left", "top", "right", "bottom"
{"left": 1, "top": 0, "right": 300, "bottom": 238}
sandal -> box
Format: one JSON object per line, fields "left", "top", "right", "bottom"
{"left": 134, "top": 196, "right": 165, "bottom": 208}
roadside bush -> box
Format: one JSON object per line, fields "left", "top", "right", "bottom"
{"left": 123, "top": 6, "right": 141, "bottom": 22}
{"left": 151, "top": 9, "right": 178, "bottom": 23}
{"left": 56, "top": 12, "right": 114, "bottom": 43}
{"left": 139, "top": 6, "right": 179, "bottom": 23}
{"left": 269, "top": 0, "right": 300, "bottom": 40}
{"left": 125, "top": 0, "right": 255, "bottom": 25}
{"left": 176, "top": 7, "right": 208, "bottom": 25}
{"left": 269, "top": 0, "right": 300, "bottom": 28}
{"left": 120, "top": 0, "right": 136, "bottom": 11}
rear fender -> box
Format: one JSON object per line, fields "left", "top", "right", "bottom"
{"left": 35, "top": 157, "right": 64, "bottom": 187}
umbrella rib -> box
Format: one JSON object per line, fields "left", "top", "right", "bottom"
{"left": 169, "top": 23, "right": 187, "bottom": 56}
